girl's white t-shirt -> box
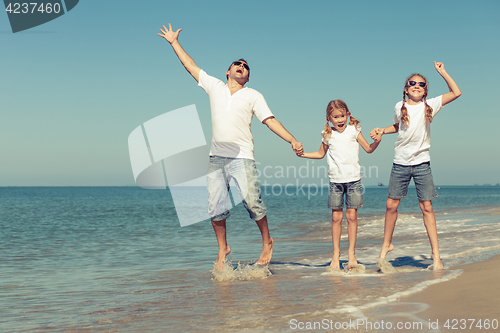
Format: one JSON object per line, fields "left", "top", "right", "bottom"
{"left": 393, "top": 96, "right": 443, "bottom": 165}
{"left": 322, "top": 125, "right": 361, "bottom": 183}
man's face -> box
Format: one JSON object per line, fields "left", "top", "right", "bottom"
{"left": 226, "top": 61, "right": 249, "bottom": 83}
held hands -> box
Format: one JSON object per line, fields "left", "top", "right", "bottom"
{"left": 370, "top": 128, "right": 383, "bottom": 142}
{"left": 158, "top": 23, "right": 182, "bottom": 44}
{"left": 292, "top": 140, "right": 304, "bottom": 156}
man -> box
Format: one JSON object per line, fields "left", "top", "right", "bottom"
{"left": 158, "top": 23, "right": 302, "bottom": 266}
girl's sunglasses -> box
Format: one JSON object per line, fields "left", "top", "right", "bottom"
{"left": 233, "top": 61, "right": 250, "bottom": 71}
{"left": 408, "top": 80, "right": 427, "bottom": 88}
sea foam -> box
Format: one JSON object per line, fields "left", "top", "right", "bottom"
{"left": 211, "top": 260, "right": 272, "bottom": 282}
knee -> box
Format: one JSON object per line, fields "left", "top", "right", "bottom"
{"left": 347, "top": 218, "right": 357, "bottom": 226}
{"left": 419, "top": 201, "right": 434, "bottom": 214}
{"left": 386, "top": 199, "right": 400, "bottom": 212}
{"left": 346, "top": 210, "right": 357, "bottom": 224}
{"left": 332, "top": 210, "right": 343, "bottom": 224}
{"left": 332, "top": 216, "right": 342, "bottom": 224}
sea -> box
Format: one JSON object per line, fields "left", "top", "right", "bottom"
{"left": 1, "top": 185, "right": 500, "bottom": 332}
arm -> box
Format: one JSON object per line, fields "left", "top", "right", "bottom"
{"left": 434, "top": 61, "right": 461, "bottom": 106}
{"left": 357, "top": 131, "right": 381, "bottom": 154}
{"left": 369, "top": 124, "right": 399, "bottom": 140}
{"left": 262, "top": 117, "right": 303, "bottom": 154}
{"left": 299, "top": 142, "right": 328, "bottom": 159}
{"left": 158, "top": 23, "right": 201, "bottom": 82}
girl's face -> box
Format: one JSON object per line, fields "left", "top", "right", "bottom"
{"left": 329, "top": 108, "right": 348, "bottom": 132}
{"left": 405, "top": 75, "right": 427, "bottom": 102}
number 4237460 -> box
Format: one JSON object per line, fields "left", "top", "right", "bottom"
{"left": 443, "top": 319, "right": 498, "bottom": 330}
{"left": 5, "top": 3, "right": 62, "bottom": 14}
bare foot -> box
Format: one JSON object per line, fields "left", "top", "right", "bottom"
{"left": 431, "top": 253, "right": 444, "bottom": 271}
{"left": 347, "top": 253, "right": 358, "bottom": 270}
{"left": 330, "top": 252, "right": 341, "bottom": 270}
{"left": 379, "top": 243, "right": 394, "bottom": 259}
{"left": 213, "top": 246, "right": 231, "bottom": 271}
{"left": 215, "top": 245, "right": 231, "bottom": 264}
{"left": 257, "top": 238, "right": 273, "bottom": 265}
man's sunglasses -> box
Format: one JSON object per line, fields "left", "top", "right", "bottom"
{"left": 233, "top": 61, "right": 250, "bottom": 71}
{"left": 408, "top": 80, "right": 427, "bottom": 88}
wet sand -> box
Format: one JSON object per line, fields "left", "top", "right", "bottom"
{"left": 402, "top": 255, "right": 500, "bottom": 330}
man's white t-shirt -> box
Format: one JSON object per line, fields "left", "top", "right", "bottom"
{"left": 198, "top": 69, "right": 274, "bottom": 160}
{"left": 393, "top": 96, "right": 443, "bottom": 165}
{"left": 322, "top": 125, "right": 361, "bottom": 183}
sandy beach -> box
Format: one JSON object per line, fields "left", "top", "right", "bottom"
{"left": 402, "top": 254, "right": 500, "bottom": 332}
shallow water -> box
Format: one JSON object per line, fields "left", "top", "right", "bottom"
{"left": 1, "top": 186, "right": 499, "bottom": 332}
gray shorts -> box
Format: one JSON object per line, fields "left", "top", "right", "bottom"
{"left": 327, "top": 180, "right": 364, "bottom": 210}
{"left": 207, "top": 156, "right": 267, "bottom": 221}
{"left": 388, "top": 162, "right": 438, "bottom": 201}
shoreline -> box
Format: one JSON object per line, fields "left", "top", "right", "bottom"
{"left": 401, "top": 254, "right": 500, "bottom": 331}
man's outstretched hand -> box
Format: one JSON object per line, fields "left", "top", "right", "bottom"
{"left": 158, "top": 23, "right": 182, "bottom": 44}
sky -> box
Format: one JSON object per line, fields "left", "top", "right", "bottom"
{"left": 1, "top": 0, "right": 499, "bottom": 186}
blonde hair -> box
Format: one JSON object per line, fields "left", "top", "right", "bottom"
{"left": 400, "top": 74, "right": 433, "bottom": 126}
{"left": 322, "top": 99, "right": 360, "bottom": 141}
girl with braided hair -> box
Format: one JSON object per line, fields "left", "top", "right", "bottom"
{"left": 297, "top": 100, "right": 382, "bottom": 271}
{"left": 370, "top": 61, "right": 461, "bottom": 271}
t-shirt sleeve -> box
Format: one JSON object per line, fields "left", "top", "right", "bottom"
{"left": 197, "top": 69, "right": 220, "bottom": 95}
{"left": 428, "top": 95, "right": 443, "bottom": 117}
{"left": 321, "top": 130, "right": 328, "bottom": 145}
{"left": 394, "top": 101, "right": 402, "bottom": 124}
{"left": 253, "top": 91, "right": 274, "bottom": 122}
{"left": 355, "top": 125, "right": 361, "bottom": 137}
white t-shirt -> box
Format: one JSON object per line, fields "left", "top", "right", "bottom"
{"left": 322, "top": 125, "right": 361, "bottom": 183}
{"left": 393, "top": 96, "right": 443, "bottom": 165}
{"left": 198, "top": 70, "right": 274, "bottom": 160}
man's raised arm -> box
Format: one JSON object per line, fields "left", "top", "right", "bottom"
{"left": 158, "top": 23, "right": 201, "bottom": 82}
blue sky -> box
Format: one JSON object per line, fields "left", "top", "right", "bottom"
{"left": 1, "top": 0, "right": 499, "bottom": 186}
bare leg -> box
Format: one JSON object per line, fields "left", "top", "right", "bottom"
{"left": 419, "top": 200, "right": 444, "bottom": 270}
{"left": 379, "top": 198, "right": 399, "bottom": 258}
{"left": 330, "top": 209, "right": 343, "bottom": 270}
{"left": 345, "top": 208, "right": 358, "bottom": 267}
{"left": 256, "top": 215, "right": 273, "bottom": 265}
{"left": 211, "top": 219, "right": 231, "bottom": 265}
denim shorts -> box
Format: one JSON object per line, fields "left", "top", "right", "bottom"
{"left": 207, "top": 156, "right": 267, "bottom": 222}
{"left": 388, "top": 162, "right": 438, "bottom": 201}
{"left": 327, "top": 180, "right": 364, "bottom": 210}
